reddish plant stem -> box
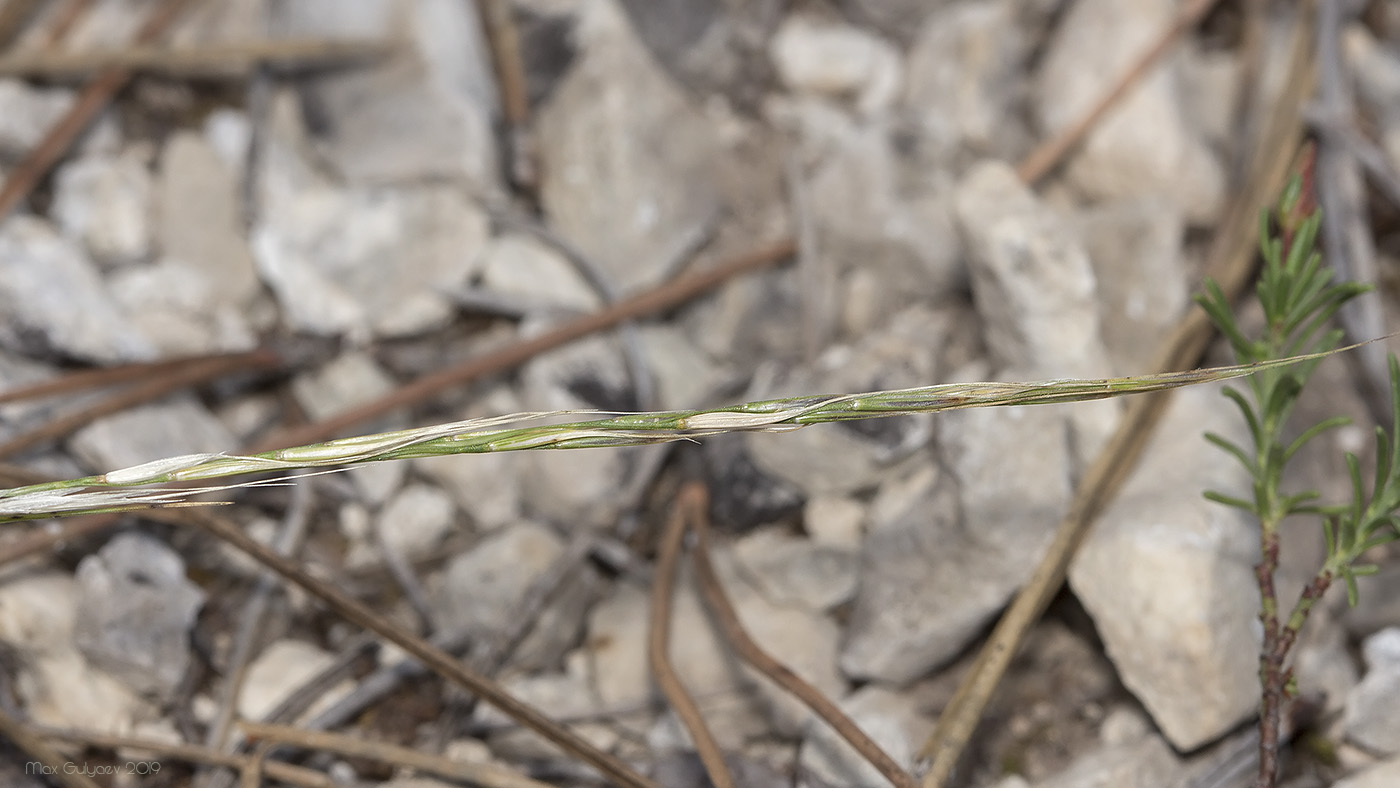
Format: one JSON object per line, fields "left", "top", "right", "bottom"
{"left": 1255, "top": 531, "right": 1283, "bottom": 788}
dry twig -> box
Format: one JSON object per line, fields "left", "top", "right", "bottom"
{"left": 476, "top": 0, "right": 537, "bottom": 193}
{"left": 239, "top": 720, "right": 553, "bottom": 788}
{"left": 31, "top": 724, "right": 332, "bottom": 787}
{"left": 0, "top": 0, "right": 191, "bottom": 222}
{"left": 649, "top": 483, "right": 734, "bottom": 788}
{"left": 172, "top": 507, "right": 658, "bottom": 788}
{"left": 0, "top": 348, "right": 280, "bottom": 406}
{"left": 0, "top": 350, "right": 284, "bottom": 461}
{"left": 1016, "top": 0, "right": 1224, "bottom": 184}
{"left": 685, "top": 483, "right": 917, "bottom": 788}
{"left": 0, "top": 38, "right": 390, "bottom": 78}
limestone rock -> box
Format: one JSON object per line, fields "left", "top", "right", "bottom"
{"left": 770, "top": 15, "right": 901, "bottom": 116}
{"left": 69, "top": 399, "right": 236, "bottom": 471}
{"left": 536, "top": 0, "right": 722, "bottom": 295}
{"left": 52, "top": 149, "right": 153, "bottom": 265}
{"left": 1070, "top": 386, "right": 1261, "bottom": 750}
{"left": 156, "top": 126, "right": 260, "bottom": 304}
{"left": 0, "top": 217, "right": 154, "bottom": 363}
{"left": 1032, "top": 0, "right": 1224, "bottom": 224}
{"left": 73, "top": 532, "right": 205, "bottom": 700}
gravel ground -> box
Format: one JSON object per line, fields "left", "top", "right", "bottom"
{"left": 0, "top": 1, "right": 1398, "bottom": 787}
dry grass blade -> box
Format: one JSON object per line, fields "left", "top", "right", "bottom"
{"left": 249, "top": 238, "right": 795, "bottom": 453}
{"left": 174, "top": 508, "right": 658, "bottom": 788}
{"left": 649, "top": 484, "right": 734, "bottom": 788}
{"left": 684, "top": 483, "right": 917, "bottom": 788}
{"left": 0, "top": 344, "right": 1365, "bottom": 523}
{"left": 238, "top": 720, "right": 553, "bottom": 788}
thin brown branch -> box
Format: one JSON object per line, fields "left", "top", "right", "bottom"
{"left": 0, "top": 708, "right": 101, "bottom": 788}
{"left": 0, "top": 350, "right": 284, "bottom": 461}
{"left": 31, "top": 724, "right": 332, "bottom": 787}
{"left": 251, "top": 237, "right": 795, "bottom": 453}
{"left": 1255, "top": 532, "right": 1284, "bottom": 788}
{"left": 0, "top": 348, "right": 281, "bottom": 406}
{"left": 684, "top": 483, "right": 917, "bottom": 788}
{"left": 0, "top": 38, "right": 391, "bottom": 79}
{"left": 0, "top": 0, "right": 43, "bottom": 49}
{"left": 918, "top": 7, "right": 1320, "bottom": 785}
{"left": 477, "top": 0, "right": 536, "bottom": 192}
{"left": 0, "top": 0, "right": 191, "bottom": 223}
{"left": 1016, "top": 0, "right": 1224, "bottom": 184}
{"left": 168, "top": 507, "right": 658, "bottom": 788}
{"left": 40, "top": 0, "right": 94, "bottom": 48}
{"left": 649, "top": 484, "right": 734, "bottom": 788}
{"left": 238, "top": 720, "right": 553, "bottom": 788}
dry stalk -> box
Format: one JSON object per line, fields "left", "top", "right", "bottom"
{"left": 649, "top": 483, "right": 734, "bottom": 788}
{"left": 684, "top": 482, "right": 918, "bottom": 788}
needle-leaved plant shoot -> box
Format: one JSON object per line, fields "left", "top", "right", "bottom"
{"left": 1195, "top": 150, "right": 1400, "bottom": 788}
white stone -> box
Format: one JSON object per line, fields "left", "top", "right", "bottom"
{"left": 842, "top": 400, "right": 1070, "bottom": 682}
{"left": 954, "top": 160, "right": 1118, "bottom": 463}
{"left": 73, "top": 532, "right": 204, "bottom": 699}
{"left": 376, "top": 483, "right": 458, "bottom": 560}
{"left": 770, "top": 15, "right": 902, "bottom": 116}
{"left": 1070, "top": 386, "right": 1261, "bottom": 750}
{"left": 276, "top": 0, "right": 500, "bottom": 189}
{"left": 803, "top": 495, "right": 865, "bottom": 549}
{"left": 905, "top": 0, "right": 1029, "bottom": 155}
{"left": 1363, "top": 627, "right": 1400, "bottom": 669}
{"left": 52, "top": 149, "right": 153, "bottom": 264}
{"left": 108, "top": 259, "right": 257, "bottom": 355}
{"left": 1033, "top": 0, "right": 1224, "bottom": 224}
{"left": 1037, "top": 731, "right": 1183, "bottom": 788}
{"left": 0, "top": 571, "right": 150, "bottom": 735}
{"left": 637, "top": 324, "right": 723, "bottom": 410}
{"left": 536, "top": 0, "right": 721, "bottom": 295}
{"left": 289, "top": 350, "right": 405, "bottom": 501}
{"left": 21, "top": 648, "right": 150, "bottom": 735}
{"left": 954, "top": 160, "right": 1106, "bottom": 377}
{"left": 792, "top": 109, "right": 963, "bottom": 321}
{"left": 254, "top": 92, "right": 490, "bottom": 340}
{"left": 0, "top": 216, "right": 154, "bottom": 362}
{"left": 432, "top": 521, "right": 564, "bottom": 638}
{"left": 1344, "top": 628, "right": 1400, "bottom": 755}
{"left": 478, "top": 234, "right": 601, "bottom": 313}
{"left": 734, "top": 528, "right": 858, "bottom": 611}
{"left": 1073, "top": 197, "right": 1188, "bottom": 375}
{"left": 0, "top": 571, "right": 79, "bottom": 656}
{"left": 0, "top": 79, "right": 74, "bottom": 156}
{"left": 746, "top": 306, "right": 943, "bottom": 497}
{"left": 157, "top": 129, "right": 259, "bottom": 304}
{"left": 1335, "top": 756, "right": 1400, "bottom": 788}
{"left": 69, "top": 399, "right": 237, "bottom": 471}
{"left": 238, "top": 639, "right": 353, "bottom": 721}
